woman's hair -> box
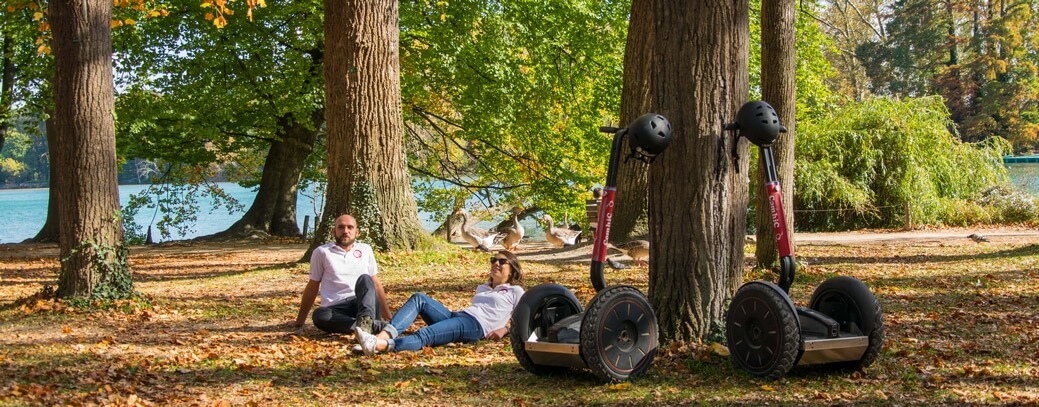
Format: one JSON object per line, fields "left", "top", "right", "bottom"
{"left": 492, "top": 250, "right": 523, "bottom": 286}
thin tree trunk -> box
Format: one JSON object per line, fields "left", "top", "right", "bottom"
{"left": 306, "top": 0, "right": 429, "bottom": 259}
{"left": 51, "top": 0, "right": 130, "bottom": 298}
{"left": 648, "top": 0, "right": 749, "bottom": 342}
{"left": 29, "top": 116, "right": 60, "bottom": 243}
{"left": 611, "top": 0, "right": 653, "bottom": 241}
{"left": 0, "top": 32, "right": 13, "bottom": 154}
{"left": 755, "top": 0, "right": 798, "bottom": 275}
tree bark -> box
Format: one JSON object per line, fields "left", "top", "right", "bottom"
{"left": 610, "top": 0, "right": 653, "bottom": 241}
{"left": 205, "top": 111, "right": 321, "bottom": 240}
{"left": 307, "top": 0, "right": 429, "bottom": 257}
{"left": 29, "top": 116, "right": 60, "bottom": 243}
{"left": 0, "top": 32, "right": 13, "bottom": 155}
{"left": 755, "top": 0, "right": 798, "bottom": 274}
{"left": 648, "top": 0, "right": 749, "bottom": 342}
{"left": 51, "top": 0, "right": 131, "bottom": 298}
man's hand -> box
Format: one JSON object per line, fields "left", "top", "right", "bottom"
{"left": 287, "top": 320, "right": 304, "bottom": 329}
{"left": 486, "top": 327, "right": 508, "bottom": 340}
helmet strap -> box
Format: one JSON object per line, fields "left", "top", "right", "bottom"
{"left": 731, "top": 130, "right": 743, "bottom": 174}
{"left": 626, "top": 148, "right": 656, "bottom": 164}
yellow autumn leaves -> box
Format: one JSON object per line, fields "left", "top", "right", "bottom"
{"left": 14, "top": 0, "right": 264, "bottom": 54}
{"left": 202, "top": 0, "right": 267, "bottom": 28}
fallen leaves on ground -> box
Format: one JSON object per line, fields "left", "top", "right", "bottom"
{"left": 1, "top": 236, "right": 1038, "bottom": 405}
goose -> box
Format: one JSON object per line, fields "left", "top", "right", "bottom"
{"left": 540, "top": 214, "right": 582, "bottom": 248}
{"left": 608, "top": 240, "right": 650, "bottom": 267}
{"left": 497, "top": 207, "right": 525, "bottom": 251}
{"left": 453, "top": 208, "right": 504, "bottom": 252}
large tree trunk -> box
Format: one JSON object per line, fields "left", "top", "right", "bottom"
{"left": 648, "top": 0, "right": 749, "bottom": 342}
{"left": 307, "top": 0, "right": 429, "bottom": 257}
{"left": 754, "top": 0, "right": 797, "bottom": 273}
{"left": 610, "top": 0, "right": 653, "bottom": 241}
{"left": 29, "top": 116, "right": 60, "bottom": 243}
{"left": 51, "top": 0, "right": 131, "bottom": 298}
{"left": 205, "top": 111, "right": 320, "bottom": 240}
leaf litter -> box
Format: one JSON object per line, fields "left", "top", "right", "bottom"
{"left": 1, "top": 234, "right": 1038, "bottom": 405}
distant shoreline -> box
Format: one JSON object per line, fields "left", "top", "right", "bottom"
{"left": 1, "top": 182, "right": 155, "bottom": 190}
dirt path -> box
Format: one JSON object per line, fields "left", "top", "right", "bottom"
{"left": 502, "top": 226, "right": 1039, "bottom": 264}
{"left": 2, "top": 226, "right": 1037, "bottom": 266}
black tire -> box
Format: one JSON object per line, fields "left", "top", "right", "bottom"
{"left": 809, "top": 276, "right": 884, "bottom": 371}
{"left": 726, "top": 281, "right": 800, "bottom": 379}
{"left": 510, "top": 283, "right": 584, "bottom": 376}
{"left": 580, "top": 285, "right": 658, "bottom": 382}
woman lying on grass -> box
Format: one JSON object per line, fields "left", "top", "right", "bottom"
{"left": 354, "top": 250, "right": 525, "bottom": 355}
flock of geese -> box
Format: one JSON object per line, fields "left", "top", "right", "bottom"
{"left": 452, "top": 207, "right": 650, "bottom": 268}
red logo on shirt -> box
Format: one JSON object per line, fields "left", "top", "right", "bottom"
{"left": 353, "top": 250, "right": 362, "bottom": 258}
{"left": 497, "top": 288, "right": 509, "bottom": 294}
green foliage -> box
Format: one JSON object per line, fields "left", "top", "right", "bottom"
{"left": 0, "top": 1, "right": 56, "bottom": 119}
{"left": 121, "top": 178, "right": 245, "bottom": 243}
{"left": 852, "top": 0, "right": 1039, "bottom": 152}
{"left": 0, "top": 119, "right": 49, "bottom": 185}
{"left": 399, "top": 0, "right": 629, "bottom": 223}
{"left": 749, "top": 0, "right": 837, "bottom": 121}
{"left": 62, "top": 239, "right": 135, "bottom": 304}
{"left": 0, "top": 156, "right": 25, "bottom": 182}
{"left": 113, "top": 0, "right": 325, "bottom": 190}
{"left": 794, "top": 96, "right": 1029, "bottom": 230}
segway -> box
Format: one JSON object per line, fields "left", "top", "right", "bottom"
{"left": 510, "top": 113, "right": 672, "bottom": 382}
{"left": 723, "top": 101, "right": 884, "bottom": 379}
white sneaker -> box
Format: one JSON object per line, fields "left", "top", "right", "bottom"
{"left": 355, "top": 325, "right": 379, "bottom": 356}
{"left": 349, "top": 344, "right": 364, "bottom": 355}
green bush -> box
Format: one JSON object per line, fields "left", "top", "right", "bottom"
{"left": 794, "top": 96, "right": 1034, "bottom": 230}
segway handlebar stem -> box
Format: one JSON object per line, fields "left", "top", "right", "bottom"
{"left": 760, "top": 145, "right": 797, "bottom": 292}
{"left": 590, "top": 128, "right": 628, "bottom": 292}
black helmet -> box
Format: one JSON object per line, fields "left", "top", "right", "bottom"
{"left": 627, "top": 113, "right": 672, "bottom": 157}
{"left": 734, "top": 101, "right": 784, "bottom": 146}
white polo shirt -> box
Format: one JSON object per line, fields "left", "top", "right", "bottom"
{"left": 461, "top": 283, "right": 525, "bottom": 337}
{"left": 309, "top": 242, "right": 378, "bottom": 307}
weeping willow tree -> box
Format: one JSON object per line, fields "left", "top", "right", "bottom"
{"left": 794, "top": 96, "right": 1021, "bottom": 230}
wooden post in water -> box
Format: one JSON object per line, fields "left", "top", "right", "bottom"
{"left": 302, "top": 215, "right": 310, "bottom": 241}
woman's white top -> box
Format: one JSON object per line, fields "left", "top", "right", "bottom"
{"left": 461, "top": 283, "right": 525, "bottom": 337}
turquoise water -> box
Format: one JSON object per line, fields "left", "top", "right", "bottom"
{"left": 1007, "top": 162, "right": 1039, "bottom": 194}
{"left": 0, "top": 183, "right": 536, "bottom": 244}
{"left": 3, "top": 164, "right": 1034, "bottom": 244}
{"left": 0, "top": 183, "right": 326, "bottom": 244}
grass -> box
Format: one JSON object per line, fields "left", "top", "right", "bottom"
{"left": 1, "top": 236, "right": 1038, "bottom": 406}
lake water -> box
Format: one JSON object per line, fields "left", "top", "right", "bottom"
{"left": 0, "top": 182, "right": 542, "bottom": 244}
{"left": 2, "top": 164, "right": 1036, "bottom": 244}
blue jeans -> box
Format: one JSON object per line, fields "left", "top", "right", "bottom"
{"left": 387, "top": 292, "right": 483, "bottom": 352}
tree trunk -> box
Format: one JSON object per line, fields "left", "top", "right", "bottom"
{"left": 648, "top": 0, "right": 749, "bottom": 342}
{"left": 610, "top": 0, "right": 653, "bottom": 241}
{"left": 755, "top": 0, "right": 798, "bottom": 274}
{"left": 307, "top": 0, "right": 429, "bottom": 257}
{"left": 29, "top": 116, "right": 60, "bottom": 243}
{"left": 206, "top": 111, "right": 320, "bottom": 240}
{"left": 0, "top": 32, "right": 13, "bottom": 155}
{"left": 51, "top": 0, "right": 131, "bottom": 298}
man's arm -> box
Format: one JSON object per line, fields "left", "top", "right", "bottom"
{"left": 289, "top": 279, "right": 320, "bottom": 328}
{"left": 372, "top": 275, "right": 392, "bottom": 319}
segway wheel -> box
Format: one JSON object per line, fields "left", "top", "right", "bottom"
{"left": 726, "top": 282, "right": 800, "bottom": 379}
{"left": 580, "top": 285, "right": 658, "bottom": 382}
{"left": 510, "top": 283, "right": 584, "bottom": 376}
{"left": 809, "top": 276, "right": 884, "bottom": 371}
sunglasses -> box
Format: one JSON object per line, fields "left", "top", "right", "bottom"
{"left": 490, "top": 258, "right": 509, "bottom": 266}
